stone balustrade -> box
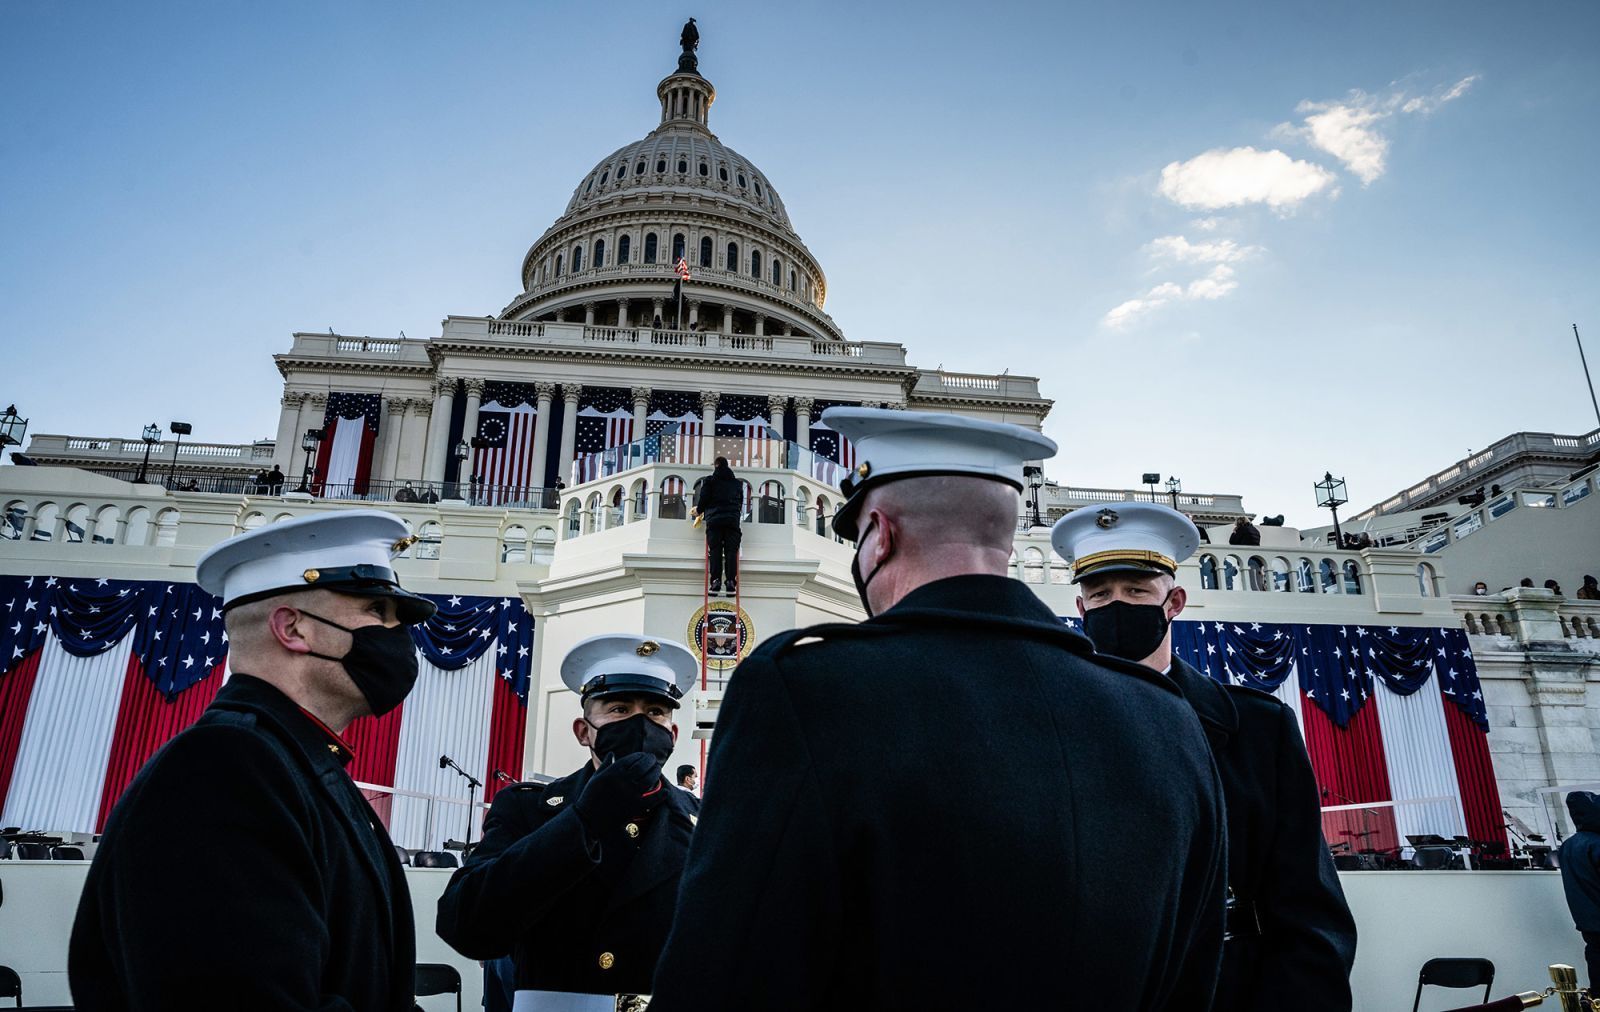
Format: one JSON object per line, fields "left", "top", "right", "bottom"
{"left": 29, "top": 434, "right": 276, "bottom": 465}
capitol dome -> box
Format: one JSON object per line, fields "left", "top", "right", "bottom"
{"left": 503, "top": 35, "right": 842, "bottom": 343}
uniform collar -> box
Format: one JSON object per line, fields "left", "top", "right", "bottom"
{"left": 214, "top": 673, "right": 359, "bottom": 767}
{"left": 884, "top": 573, "right": 1060, "bottom": 625}
{"left": 1167, "top": 655, "right": 1240, "bottom": 738}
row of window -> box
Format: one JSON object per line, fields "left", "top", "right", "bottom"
{"left": 546, "top": 231, "right": 802, "bottom": 292}
{"left": 582, "top": 154, "right": 776, "bottom": 210}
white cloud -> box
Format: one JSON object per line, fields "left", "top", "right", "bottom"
{"left": 1157, "top": 147, "right": 1338, "bottom": 211}
{"left": 1191, "top": 217, "right": 1222, "bottom": 232}
{"left": 1147, "top": 235, "right": 1260, "bottom": 264}
{"left": 1287, "top": 75, "right": 1479, "bottom": 184}
{"left": 1103, "top": 266, "right": 1238, "bottom": 327}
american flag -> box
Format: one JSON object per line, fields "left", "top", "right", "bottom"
{"left": 314, "top": 392, "right": 382, "bottom": 495}
{"left": 474, "top": 402, "right": 541, "bottom": 505}
{"left": 647, "top": 389, "right": 705, "bottom": 465}
{"left": 573, "top": 407, "right": 635, "bottom": 483}
{"left": 808, "top": 416, "right": 855, "bottom": 485}
{"left": 714, "top": 416, "right": 779, "bottom": 468}
{"left": 675, "top": 255, "right": 691, "bottom": 281}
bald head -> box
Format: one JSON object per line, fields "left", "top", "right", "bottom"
{"left": 851, "top": 476, "right": 1021, "bottom": 614}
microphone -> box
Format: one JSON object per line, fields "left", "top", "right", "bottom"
{"left": 438, "top": 755, "right": 450, "bottom": 769}
{"left": 493, "top": 769, "right": 514, "bottom": 784}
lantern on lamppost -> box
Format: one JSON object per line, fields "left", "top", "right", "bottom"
{"left": 1314, "top": 471, "right": 1349, "bottom": 549}
{"left": 0, "top": 405, "right": 30, "bottom": 459}
{"left": 136, "top": 423, "right": 160, "bottom": 483}
{"left": 453, "top": 439, "right": 471, "bottom": 500}
{"left": 297, "top": 429, "right": 324, "bottom": 493}
{"left": 1166, "top": 476, "right": 1182, "bottom": 509}
{"left": 1023, "top": 465, "right": 1045, "bottom": 528}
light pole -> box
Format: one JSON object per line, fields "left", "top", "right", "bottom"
{"left": 135, "top": 423, "right": 160, "bottom": 483}
{"left": 453, "top": 439, "right": 471, "bottom": 501}
{"left": 1141, "top": 472, "right": 1161, "bottom": 503}
{"left": 0, "top": 405, "right": 28, "bottom": 462}
{"left": 297, "top": 429, "right": 323, "bottom": 493}
{"left": 1166, "top": 476, "right": 1182, "bottom": 509}
{"left": 1314, "top": 471, "right": 1349, "bottom": 548}
{"left": 166, "top": 421, "right": 192, "bottom": 487}
{"left": 1023, "top": 465, "right": 1045, "bottom": 528}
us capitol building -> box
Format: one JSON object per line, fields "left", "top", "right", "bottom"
{"left": 4, "top": 25, "right": 1600, "bottom": 1006}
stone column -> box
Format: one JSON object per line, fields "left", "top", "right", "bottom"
{"left": 754, "top": 313, "right": 766, "bottom": 338}
{"left": 650, "top": 298, "right": 664, "bottom": 327}
{"left": 767, "top": 394, "right": 786, "bottom": 436}
{"left": 583, "top": 302, "right": 597, "bottom": 326}
{"left": 461, "top": 379, "right": 485, "bottom": 450}
{"left": 700, "top": 389, "right": 720, "bottom": 463}
{"left": 424, "top": 380, "right": 456, "bottom": 484}
{"left": 722, "top": 306, "right": 734, "bottom": 335}
{"left": 557, "top": 385, "right": 581, "bottom": 486}
{"left": 632, "top": 386, "right": 651, "bottom": 437}
{"left": 400, "top": 399, "right": 431, "bottom": 482}
{"left": 380, "top": 397, "right": 407, "bottom": 481}
{"left": 794, "top": 396, "right": 813, "bottom": 449}
{"left": 81, "top": 514, "right": 98, "bottom": 545}
{"left": 530, "top": 382, "right": 556, "bottom": 494}
{"left": 555, "top": 307, "right": 568, "bottom": 322}
{"left": 617, "top": 299, "right": 630, "bottom": 328}
{"left": 687, "top": 300, "right": 699, "bottom": 328}
{"left": 273, "top": 392, "right": 306, "bottom": 473}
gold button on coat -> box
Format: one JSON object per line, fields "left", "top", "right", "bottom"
{"left": 625, "top": 822, "right": 640, "bottom": 838}
{"left": 598, "top": 952, "right": 615, "bottom": 970}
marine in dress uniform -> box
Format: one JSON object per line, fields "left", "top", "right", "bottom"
{"left": 68, "top": 510, "right": 436, "bottom": 1012}
{"left": 1054, "top": 502, "right": 1358, "bottom": 1011}
{"left": 436, "top": 635, "right": 699, "bottom": 1012}
{"left": 649, "top": 408, "right": 1228, "bottom": 1011}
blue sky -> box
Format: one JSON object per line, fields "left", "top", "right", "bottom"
{"left": 3, "top": 0, "right": 1597, "bottom": 525}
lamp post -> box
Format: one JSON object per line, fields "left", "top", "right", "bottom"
{"left": 1141, "top": 472, "right": 1161, "bottom": 503}
{"left": 135, "top": 423, "right": 160, "bottom": 483}
{"left": 297, "top": 429, "right": 323, "bottom": 493}
{"left": 453, "top": 439, "right": 471, "bottom": 501}
{"left": 0, "top": 405, "right": 29, "bottom": 461}
{"left": 1314, "top": 471, "right": 1349, "bottom": 549}
{"left": 166, "top": 421, "right": 192, "bottom": 487}
{"left": 1023, "top": 465, "right": 1045, "bottom": 528}
{"left": 1166, "top": 476, "right": 1182, "bottom": 509}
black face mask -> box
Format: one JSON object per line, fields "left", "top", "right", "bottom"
{"left": 301, "top": 610, "right": 419, "bottom": 717}
{"left": 1082, "top": 595, "right": 1173, "bottom": 665}
{"left": 586, "top": 712, "right": 676, "bottom": 765}
{"left": 850, "top": 520, "right": 893, "bottom": 618}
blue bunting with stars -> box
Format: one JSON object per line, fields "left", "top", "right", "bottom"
{"left": 2, "top": 575, "right": 536, "bottom": 704}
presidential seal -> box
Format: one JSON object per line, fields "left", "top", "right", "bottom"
{"left": 687, "top": 601, "right": 754, "bottom": 671}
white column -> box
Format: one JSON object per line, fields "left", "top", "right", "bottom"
{"left": 380, "top": 398, "right": 407, "bottom": 481}
{"left": 722, "top": 305, "right": 733, "bottom": 335}
{"left": 700, "top": 389, "right": 719, "bottom": 463}
{"left": 794, "top": 397, "right": 813, "bottom": 449}
{"left": 399, "top": 399, "right": 431, "bottom": 482}
{"left": 530, "top": 382, "right": 556, "bottom": 492}
{"left": 424, "top": 380, "right": 456, "bottom": 484}
{"left": 651, "top": 299, "right": 664, "bottom": 328}
{"left": 767, "top": 394, "right": 786, "bottom": 436}
{"left": 300, "top": 394, "right": 327, "bottom": 486}
{"left": 557, "top": 385, "right": 581, "bottom": 486}
{"left": 632, "top": 386, "right": 651, "bottom": 437}
{"left": 754, "top": 312, "right": 766, "bottom": 338}
{"left": 273, "top": 392, "right": 306, "bottom": 474}
{"left": 687, "top": 300, "right": 700, "bottom": 328}
{"left": 584, "top": 302, "right": 597, "bottom": 326}
{"left": 617, "top": 299, "right": 630, "bottom": 328}
{"left": 461, "top": 379, "right": 485, "bottom": 450}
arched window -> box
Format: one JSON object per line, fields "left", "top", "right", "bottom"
{"left": 585, "top": 177, "right": 593, "bottom": 194}
{"left": 532, "top": 526, "right": 556, "bottom": 564}
{"left": 719, "top": 165, "right": 729, "bottom": 182}
{"left": 726, "top": 242, "right": 739, "bottom": 271}
{"left": 758, "top": 481, "right": 786, "bottom": 524}
{"left": 501, "top": 525, "right": 528, "bottom": 564}
{"left": 814, "top": 495, "right": 828, "bottom": 536}
{"left": 737, "top": 172, "right": 747, "bottom": 188}
{"left": 1319, "top": 559, "right": 1339, "bottom": 593}
{"left": 571, "top": 245, "right": 583, "bottom": 272}
{"left": 593, "top": 238, "right": 605, "bottom": 268}
{"left": 1296, "top": 558, "right": 1316, "bottom": 593}
{"left": 564, "top": 500, "right": 581, "bottom": 538}
{"left": 1270, "top": 557, "right": 1291, "bottom": 592}
{"left": 599, "top": 170, "right": 609, "bottom": 185}
{"left": 1247, "top": 556, "right": 1267, "bottom": 591}
{"left": 1199, "top": 554, "right": 1218, "bottom": 590}
{"left": 636, "top": 159, "right": 647, "bottom": 175}
{"left": 1343, "top": 560, "right": 1363, "bottom": 595}
{"left": 751, "top": 250, "right": 762, "bottom": 279}
{"left": 1416, "top": 562, "right": 1437, "bottom": 597}
{"left": 789, "top": 270, "right": 797, "bottom": 291}
{"left": 772, "top": 258, "right": 782, "bottom": 285}
{"left": 1023, "top": 547, "right": 1046, "bottom": 584}
{"left": 644, "top": 233, "right": 658, "bottom": 264}
{"left": 699, "top": 236, "right": 713, "bottom": 267}
{"left": 1223, "top": 555, "right": 1241, "bottom": 591}
{"left": 656, "top": 157, "right": 666, "bottom": 173}
{"left": 617, "top": 162, "right": 628, "bottom": 179}
{"left": 618, "top": 234, "right": 631, "bottom": 264}
{"left": 554, "top": 253, "right": 563, "bottom": 276}
{"left": 672, "top": 233, "right": 686, "bottom": 263}
{"left": 754, "top": 179, "right": 763, "bottom": 197}
{"left": 677, "top": 158, "right": 687, "bottom": 174}
{"left": 698, "top": 161, "right": 709, "bottom": 177}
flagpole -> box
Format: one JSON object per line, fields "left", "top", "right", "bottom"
{"left": 1576, "top": 324, "right": 1600, "bottom": 431}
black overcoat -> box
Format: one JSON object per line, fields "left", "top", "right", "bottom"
{"left": 68, "top": 674, "right": 415, "bottom": 1012}
{"left": 1167, "top": 656, "right": 1357, "bottom": 1010}
{"left": 435, "top": 762, "right": 695, "bottom": 996}
{"left": 649, "top": 574, "right": 1227, "bottom": 1011}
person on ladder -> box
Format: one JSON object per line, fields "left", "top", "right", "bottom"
{"left": 695, "top": 456, "right": 743, "bottom": 596}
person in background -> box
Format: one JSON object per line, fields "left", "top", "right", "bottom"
{"left": 676, "top": 764, "right": 698, "bottom": 795}
{"left": 1560, "top": 791, "right": 1600, "bottom": 992}
{"left": 1056, "top": 501, "right": 1356, "bottom": 1011}
{"left": 1520, "top": 577, "right": 1536, "bottom": 588}
{"left": 266, "top": 465, "right": 286, "bottom": 495}
{"left": 1472, "top": 581, "right": 1490, "bottom": 596}
{"left": 1578, "top": 575, "right": 1600, "bottom": 601}
{"left": 1228, "top": 516, "right": 1261, "bottom": 546}
{"left": 1546, "top": 579, "right": 1565, "bottom": 596}
{"left": 695, "top": 457, "right": 744, "bottom": 596}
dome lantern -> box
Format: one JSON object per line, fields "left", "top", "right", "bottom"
{"left": 657, "top": 71, "right": 714, "bottom": 130}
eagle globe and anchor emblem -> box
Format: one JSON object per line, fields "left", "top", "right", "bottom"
{"left": 687, "top": 601, "right": 754, "bottom": 671}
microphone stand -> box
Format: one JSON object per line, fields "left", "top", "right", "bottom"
{"left": 439, "top": 754, "right": 482, "bottom": 848}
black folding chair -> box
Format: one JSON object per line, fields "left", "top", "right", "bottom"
{"left": 13, "top": 843, "right": 50, "bottom": 860}
{"left": 393, "top": 845, "right": 411, "bottom": 866}
{"left": 410, "top": 850, "right": 458, "bottom": 869}
{"left": 414, "top": 962, "right": 462, "bottom": 1012}
{"left": 51, "top": 846, "right": 85, "bottom": 860}
{"left": 1413, "top": 957, "right": 1495, "bottom": 1011}
{"left": 0, "top": 965, "right": 20, "bottom": 1008}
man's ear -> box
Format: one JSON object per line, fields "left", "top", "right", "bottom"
{"left": 670, "top": 721, "right": 679, "bottom": 745}
{"left": 1075, "top": 596, "right": 1086, "bottom": 618}
{"left": 268, "top": 605, "right": 314, "bottom": 655}
{"left": 572, "top": 715, "right": 594, "bottom": 749}
{"left": 1166, "top": 584, "right": 1188, "bottom": 621}
{"left": 868, "top": 509, "right": 896, "bottom": 567}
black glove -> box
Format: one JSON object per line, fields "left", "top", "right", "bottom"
{"left": 572, "top": 753, "right": 661, "bottom": 832}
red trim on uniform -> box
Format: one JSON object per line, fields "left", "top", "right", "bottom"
{"left": 297, "top": 706, "right": 359, "bottom": 765}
